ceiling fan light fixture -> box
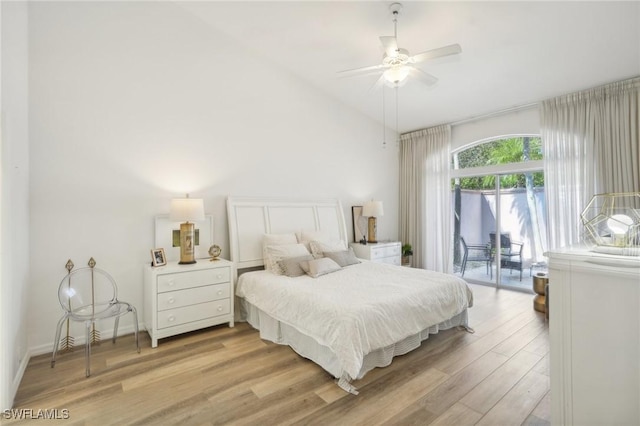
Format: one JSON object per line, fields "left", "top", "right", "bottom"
{"left": 383, "top": 65, "right": 410, "bottom": 85}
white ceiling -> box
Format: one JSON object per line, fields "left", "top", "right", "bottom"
{"left": 178, "top": 1, "right": 640, "bottom": 133}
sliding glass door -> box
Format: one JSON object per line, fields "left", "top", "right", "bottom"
{"left": 452, "top": 137, "right": 547, "bottom": 291}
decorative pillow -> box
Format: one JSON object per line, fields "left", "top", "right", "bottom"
{"left": 299, "top": 257, "right": 342, "bottom": 278}
{"left": 277, "top": 254, "right": 314, "bottom": 277}
{"left": 262, "top": 233, "right": 298, "bottom": 272}
{"left": 263, "top": 243, "right": 310, "bottom": 274}
{"left": 308, "top": 240, "right": 347, "bottom": 259}
{"left": 323, "top": 248, "right": 361, "bottom": 267}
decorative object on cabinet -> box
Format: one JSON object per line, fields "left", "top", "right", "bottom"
{"left": 351, "top": 206, "right": 367, "bottom": 243}
{"left": 170, "top": 194, "right": 205, "bottom": 264}
{"left": 350, "top": 241, "right": 401, "bottom": 265}
{"left": 150, "top": 248, "right": 167, "bottom": 267}
{"left": 208, "top": 244, "right": 221, "bottom": 261}
{"left": 144, "top": 259, "right": 234, "bottom": 348}
{"left": 580, "top": 192, "right": 640, "bottom": 256}
{"left": 155, "top": 214, "right": 213, "bottom": 264}
{"left": 401, "top": 243, "right": 413, "bottom": 266}
{"left": 532, "top": 272, "right": 548, "bottom": 313}
{"left": 51, "top": 257, "right": 140, "bottom": 377}
{"left": 362, "top": 200, "right": 384, "bottom": 243}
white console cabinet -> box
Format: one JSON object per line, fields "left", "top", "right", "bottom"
{"left": 547, "top": 246, "right": 640, "bottom": 425}
{"left": 349, "top": 241, "right": 401, "bottom": 265}
{"left": 144, "top": 259, "right": 234, "bottom": 348}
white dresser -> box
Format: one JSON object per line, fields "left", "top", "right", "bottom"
{"left": 144, "top": 259, "right": 234, "bottom": 348}
{"left": 547, "top": 246, "right": 640, "bottom": 425}
{"left": 349, "top": 241, "right": 401, "bottom": 265}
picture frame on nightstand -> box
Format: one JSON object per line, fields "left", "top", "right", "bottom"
{"left": 150, "top": 248, "right": 167, "bottom": 267}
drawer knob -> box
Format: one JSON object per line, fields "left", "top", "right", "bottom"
{"left": 217, "top": 306, "right": 223, "bottom": 312}
{"left": 216, "top": 274, "right": 223, "bottom": 279}
{"left": 167, "top": 297, "right": 175, "bottom": 304}
{"left": 168, "top": 315, "right": 176, "bottom": 323}
{"left": 167, "top": 280, "right": 175, "bottom": 287}
{"left": 216, "top": 290, "right": 223, "bottom": 296}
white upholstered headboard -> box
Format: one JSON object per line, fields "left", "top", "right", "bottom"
{"left": 227, "top": 196, "right": 348, "bottom": 270}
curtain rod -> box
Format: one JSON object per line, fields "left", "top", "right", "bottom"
{"left": 450, "top": 102, "right": 539, "bottom": 127}
{"left": 401, "top": 101, "right": 539, "bottom": 136}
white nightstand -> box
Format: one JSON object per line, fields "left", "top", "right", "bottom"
{"left": 144, "top": 259, "right": 235, "bottom": 348}
{"left": 349, "top": 241, "right": 402, "bottom": 266}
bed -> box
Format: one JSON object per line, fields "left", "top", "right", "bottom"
{"left": 227, "top": 197, "right": 473, "bottom": 394}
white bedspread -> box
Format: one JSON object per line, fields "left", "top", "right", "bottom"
{"left": 236, "top": 261, "right": 473, "bottom": 380}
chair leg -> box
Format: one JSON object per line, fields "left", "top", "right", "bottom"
{"left": 51, "top": 315, "right": 67, "bottom": 368}
{"left": 519, "top": 265, "right": 523, "bottom": 281}
{"left": 461, "top": 254, "right": 468, "bottom": 277}
{"left": 130, "top": 306, "right": 140, "bottom": 353}
{"left": 113, "top": 317, "right": 120, "bottom": 344}
{"left": 85, "top": 321, "right": 92, "bottom": 377}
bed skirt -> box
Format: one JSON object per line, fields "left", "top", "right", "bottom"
{"left": 239, "top": 298, "right": 469, "bottom": 393}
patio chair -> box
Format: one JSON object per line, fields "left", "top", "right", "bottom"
{"left": 460, "top": 237, "right": 493, "bottom": 278}
{"left": 490, "top": 232, "right": 524, "bottom": 281}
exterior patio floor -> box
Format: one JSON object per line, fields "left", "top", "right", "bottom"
{"left": 454, "top": 261, "right": 546, "bottom": 292}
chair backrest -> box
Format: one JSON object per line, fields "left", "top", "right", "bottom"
{"left": 460, "top": 237, "right": 469, "bottom": 252}
{"left": 58, "top": 267, "right": 118, "bottom": 317}
{"left": 490, "top": 232, "right": 511, "bottom": 249}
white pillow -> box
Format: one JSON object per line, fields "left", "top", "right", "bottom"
{"left": 296, "top": 230, "right": 329, "bottom": 250}
{"left": 262, "top": 233, "right": 298, "bottom": 272}
{"left": 263, "top": 233, "right": 297, "bottom": 247}
{"left": 308, "top": 240, "right": 347, "bottom": 259}
{"left": 299, "top": 257, "right": 342, "bottom": 278}
{"left": 264, "top": 244, "right": 310, "bottom": 274}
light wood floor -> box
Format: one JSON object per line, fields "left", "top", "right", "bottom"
{"left": 10, "top": 283, "right": 549, "bottom": 425}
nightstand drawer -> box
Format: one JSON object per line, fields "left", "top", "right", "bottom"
{"left": 370, "top": 245, "right": 401, "bottom": 260}
{"left": 157, "top": 300, "right": 231, "bottom": 329}
{"left": 157, "top": 267, "right": 230, "bottom": 293}
{"left": 157, "top": 283, "right": 230, "bottom": 311}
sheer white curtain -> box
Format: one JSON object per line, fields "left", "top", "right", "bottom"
{"left": 399, "top": 124, "right": 451, "bottom": 272}
{"left": 541, "top": 76, "right": 640, "bottom": 249}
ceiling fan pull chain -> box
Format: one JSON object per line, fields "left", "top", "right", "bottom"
{"left": 382, "top": 85, "right": 386, "bottom": 148}
{"left": 395, "top": 86, "right": 400, "bottom": 147}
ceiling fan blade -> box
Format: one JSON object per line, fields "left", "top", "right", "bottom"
{"left": 410, "top": 43, "right": 462, "bottom": 64}
{"left": 368, "top": 74, "right": 385, "bottom": 92}
{"left": 379, "top": 36, "right": 399, "bottom": 57}
{"left": 337, "top": 63, "right": 386, "bottom": 78}
{"left": 408, "top": 66, "right": 438, "bottom": 86}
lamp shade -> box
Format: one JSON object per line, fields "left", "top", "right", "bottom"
{"left": 363, "top": 200, "right": 384, "bottom": 217}
{"left": 170, "top": 197, "right": 205, "bottom": 222}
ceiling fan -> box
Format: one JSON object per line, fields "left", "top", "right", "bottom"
{"left": 338, "top": 2, "right": 462, "bottom": 88}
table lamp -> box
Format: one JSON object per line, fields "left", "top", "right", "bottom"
{"left": 170, "top": 194, "right": 205, "bottom": 264}
{"left": 363, "top": 200, "right": 384, "bottom": 243}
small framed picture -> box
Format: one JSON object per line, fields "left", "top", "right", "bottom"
{"left": 151, "top": 248, "right": 167, "bottom": 267}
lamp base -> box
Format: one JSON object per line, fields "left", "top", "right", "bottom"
{"left": 178, "top": 222, "right": 197, "bottom": 264}
{"left": 367, "top": 217, "right": 378, "bottom": 244}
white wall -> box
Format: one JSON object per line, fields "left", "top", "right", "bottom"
{"left": 1, "top": 1, "right": 30, "bottom": 410}
{"left": 451, "top": 106, "right": 540, "bottom": 152}
{"left": 27, "top": 2, "right": 399, "bottom": 353}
